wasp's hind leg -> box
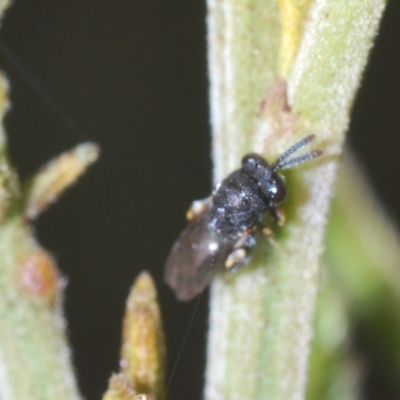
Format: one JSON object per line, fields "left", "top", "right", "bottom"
{"left": 224, "top": 230, "right": 257, "bottom": 271}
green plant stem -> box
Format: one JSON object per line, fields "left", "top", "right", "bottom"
{"left": 0, "top": 217, "right": 81, "bottom": 400}
{"left": 205, "top": 1, "right": 386, "bottom": 399}
{"left": 307, "top": 153, "right": 400, "bottom": 399}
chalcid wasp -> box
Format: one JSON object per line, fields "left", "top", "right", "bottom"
{"left": 165, "top": 135, "right": 322, "bottom": 301}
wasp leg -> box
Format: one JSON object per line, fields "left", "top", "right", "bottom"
{"left": 186, "top": 198, "right": 210, "bottom": 221}
{"left": 262, "top": 227, "right": 289, "bottom": 253}
{"left": 224, "top": 248, "right": 247, "bottom": 270}
{"left": 224, "top": 230, "right": 257, "bottom": 271}
{"left": 271, "top": 206, "right": 285, "bottom": 226}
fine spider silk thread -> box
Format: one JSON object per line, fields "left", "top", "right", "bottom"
{"left": 0, "top": 39, "right": 87, "bottom": 141}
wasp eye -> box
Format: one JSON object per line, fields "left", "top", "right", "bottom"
{"left": 264, "top": 176, "right": 287, "bottom": 206}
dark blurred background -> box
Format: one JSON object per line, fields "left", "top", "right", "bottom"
{"left": 0, "top": 1, "right": 399, "bottom": 399}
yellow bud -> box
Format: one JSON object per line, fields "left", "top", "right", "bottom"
{"left": 23, "top": 142, "right": 99, "bottom": 219}
{"left": 121, "top": 272, "right": 166, "bottom": 400}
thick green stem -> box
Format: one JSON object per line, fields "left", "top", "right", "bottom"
{"left": 0, "top": 8, "right": 98, "bottom": 396}
{"left": 0, "top": 218, "right": 81, "bottom": 400}
{"left": 205, "top": 1, "right": 386, "bottom": 399}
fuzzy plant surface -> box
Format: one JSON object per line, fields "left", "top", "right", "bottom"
{"left": 0, "top": 2, "right": 99, "bottom": 400}
{"left": 0, "top": 2, "right": 164, "bottom": 399}
{"left": 205, "top": 1, "right": 387, "bottom": 400}
{"left": 0, "top": 0, "right": 397, "bottom": 400}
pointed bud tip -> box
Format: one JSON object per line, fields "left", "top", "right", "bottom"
{"left": 130, "top": 271, "right": 157, "bottom": 306}
{"left": 121, "top": 271, "right": 165, "bottom": 399}
{"left": 23, "top": 142, "right": 101, "bottom": 219}
{"left": 75, "top": 142, "right": 100, "bottom": 164}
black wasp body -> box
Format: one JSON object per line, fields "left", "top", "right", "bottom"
{"left": 165, "top": 135, "right": 322, "bottom": 301}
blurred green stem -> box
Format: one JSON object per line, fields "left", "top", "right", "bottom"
{"left": 0, "top": 8, "right": 97, "bottom": 395}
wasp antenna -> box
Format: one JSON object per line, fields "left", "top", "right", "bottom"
{"left": 275, "top": 149, "right": 322, "bottom": 171}
{"left": 272, "top": 135, "right": 316, "bottom": 169}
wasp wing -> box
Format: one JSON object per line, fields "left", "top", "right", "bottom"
{"left": 164, "top": 207, "right": 234, "bottom": 301}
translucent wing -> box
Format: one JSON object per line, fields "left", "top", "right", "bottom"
{"left": 164, "top": 204, "right": 234, "bottom": 301}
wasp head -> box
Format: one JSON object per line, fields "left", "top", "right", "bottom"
{"left": 241, "top": 135, "right": 323, "bottom": 207}
{"left": 241, "top": 153, "right": 287, "bottom": 207}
